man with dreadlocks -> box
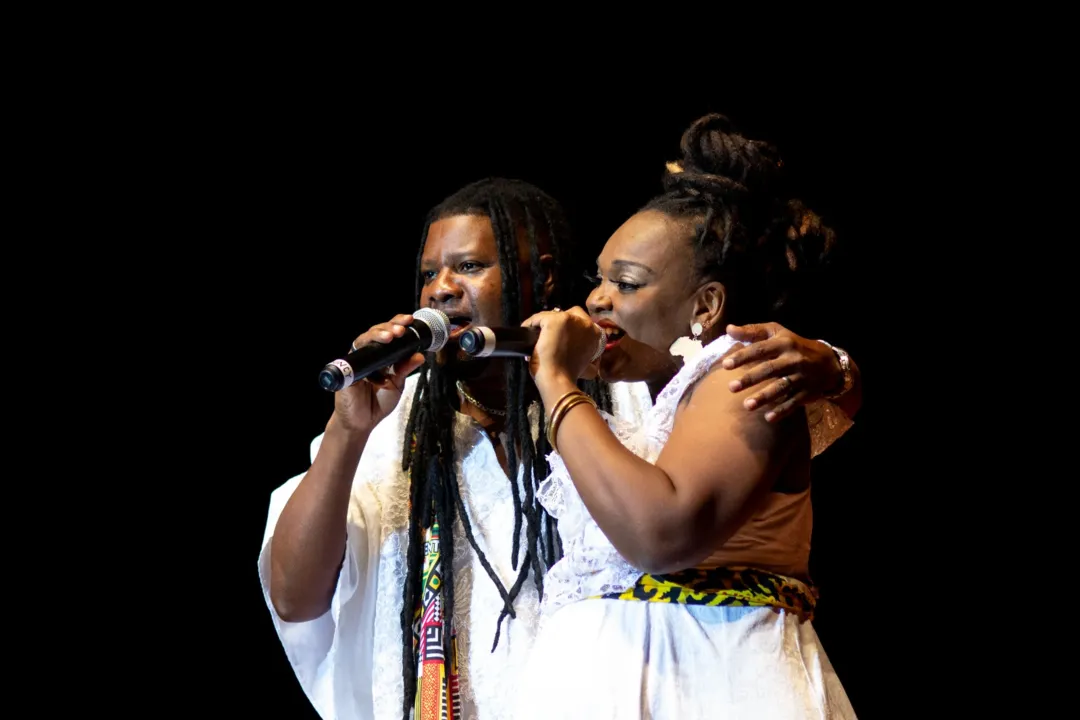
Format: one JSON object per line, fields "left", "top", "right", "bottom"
{"left": 259, "top": 177, "right": 860, "bottom": 720}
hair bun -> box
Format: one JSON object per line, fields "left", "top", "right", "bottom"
{"left": 666, "top": 113, "right": 784, "bottom": 200}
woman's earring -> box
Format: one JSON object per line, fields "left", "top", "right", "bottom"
{"left": 669, "top": 322, "right": 705, "bottom": 361}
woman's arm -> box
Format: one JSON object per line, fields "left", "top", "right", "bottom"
{"left": 535, "top": 361, "right": 796, "bottom": 574}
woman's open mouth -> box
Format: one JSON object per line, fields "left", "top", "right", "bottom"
{"left": 595, "top": 321, "right": 625, "bottom": 351}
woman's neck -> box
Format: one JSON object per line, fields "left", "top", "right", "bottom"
{"left": 647, "top": 375, "right": 671, "bottom": 403}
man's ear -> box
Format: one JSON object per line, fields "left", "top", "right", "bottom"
{"left": 539, "top": 252, "right": 555, "bottom": 307}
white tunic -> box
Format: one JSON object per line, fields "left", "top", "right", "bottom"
{"left": 257, "top": 373, "right": 652, "bottom": 720}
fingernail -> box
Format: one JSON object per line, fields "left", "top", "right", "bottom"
{"left": 723, "top": 359, "right": 734, "bottom": 369}
{"left": 728, "top": 380, "right": 741, "bottom": 391}
{"left": 764, "top": 411, "right": 776, "bottom": 422}
{"left": 745, "top": 398, "right": 756, "bottom": 410}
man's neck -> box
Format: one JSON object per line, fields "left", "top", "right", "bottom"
{"left": 457, "top": 360, "right": 508, "bottom": 406}
{"left": 451, "top": 357, "right": 533, "bottom": 432}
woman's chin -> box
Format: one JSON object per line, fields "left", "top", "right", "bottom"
{"left": 598, "top": 347, "right": 634, "bottom": 383}
{"left": 599, "top": 340, "right": 679, "bottom": 385}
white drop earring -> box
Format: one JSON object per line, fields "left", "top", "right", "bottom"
{"left": 669, "top": 322, "right": 705, "bottom": 361}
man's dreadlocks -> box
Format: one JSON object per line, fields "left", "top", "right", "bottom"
{"left": 397, "top": 178, "right": 611, "bottom": 718}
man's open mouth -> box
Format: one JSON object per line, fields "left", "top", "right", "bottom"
{"left": 447, "top": 315, "right": 472, "bottom": 337}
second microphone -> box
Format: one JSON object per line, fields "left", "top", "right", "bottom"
{"left": 457, "top": 325, "right": 606, "bottom": 361}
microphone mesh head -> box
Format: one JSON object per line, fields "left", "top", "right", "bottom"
{"left": 412, "top": 308, "right": 450, "bottom": 351}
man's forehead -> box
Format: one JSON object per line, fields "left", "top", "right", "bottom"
{"left": 422, "top": 214, "right": 497, "bottom": 258}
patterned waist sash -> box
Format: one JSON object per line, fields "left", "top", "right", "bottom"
{"left": 595, "top": 565, "right": 818, "bottom": 622}
{"left": 413, "top": 517, "right": 461, "bottom": 720}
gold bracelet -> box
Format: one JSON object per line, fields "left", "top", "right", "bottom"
{"left": 547, "top": 394, "right": 596, "bottom": 452}
{"left": 545, "top": 389, "right": 586, "bottom": 429}
{"left": 549, "top": 395, "right": 595, "bottom": 451}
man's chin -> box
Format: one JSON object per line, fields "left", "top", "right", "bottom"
{"left": 436, "top": 348, "right": 493, "bottom": 380}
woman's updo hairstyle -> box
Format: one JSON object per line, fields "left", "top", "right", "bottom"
{"left": 643, "top": 113, "right": 838, "bottom": 325}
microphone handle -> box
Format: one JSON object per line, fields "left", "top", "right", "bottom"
{"left": 459, "top": 327, "right": 540, "bottom": 357}
{"left": 344, "top": 331, "right": 425, "bottom": 377}
{"left": 320, "top": 325, "right": 429, "bottom": 391}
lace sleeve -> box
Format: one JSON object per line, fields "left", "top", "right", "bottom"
{"left": 535, "top": 408, "right": 640, "bottom": 521}
{"left": 533, "top": 408, "right": 646, "bottom": 616}
{"left": 807, "top": 400, "right": 854, "bottom": 458}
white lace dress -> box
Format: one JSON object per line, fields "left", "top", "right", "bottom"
{"left": 515, "top": 335, "right": 857, "bottom": 719}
